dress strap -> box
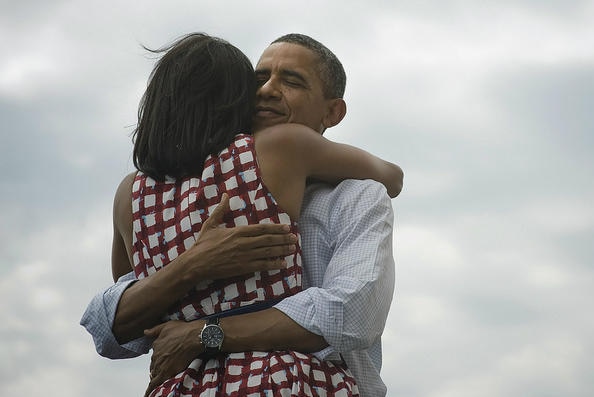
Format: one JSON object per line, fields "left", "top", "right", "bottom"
{"left": 201, "top": 297, "right": 285, "bottom": 321}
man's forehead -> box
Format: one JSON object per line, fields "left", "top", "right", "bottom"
{"left": 256, "top": 42, "right": 318, "bottom": 74}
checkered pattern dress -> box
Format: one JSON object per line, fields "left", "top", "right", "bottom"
{"left": 132, "top": 134, "right": 359, "bottom": 396}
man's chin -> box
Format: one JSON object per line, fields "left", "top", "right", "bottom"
{"left": 253, "top": 118, "right": 283, "bottom": 131}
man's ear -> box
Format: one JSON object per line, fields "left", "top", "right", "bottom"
{"left": 322, "top": 98, "right": 347, "bottom": 129}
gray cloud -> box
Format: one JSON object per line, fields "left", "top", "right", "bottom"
{"left": 1, "top": 1, "right": 593, "bottom": 396}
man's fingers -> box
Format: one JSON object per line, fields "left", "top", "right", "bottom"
{"left": 235, "top": 233, "right": 298, "bottom": 252}
{"left": 234, "top": 222, "right": 292, "bottom": 237}
{"left": 146, "top": 364, "right": 171, "bottom": 397}
{"left": 202, "top": 193, "right": 230, "bottom": 229}
{"left": 244, "top": 257, "right": 289, "bottom": 272}
{"left": 240, "top": 244, "right": 297, "bottom": 261}
{"left": 145, "top": 376, "right": 164, "bottom": 397}
{"left": 149, "top": 352, "right": 159, "bottom": 373}
{"left": 144, "top": 322, "right": 166, "bottom": 338}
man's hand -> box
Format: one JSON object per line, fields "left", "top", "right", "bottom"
{"left": 182, "top": 193, "right": 299, "bottom": 280}
{"left": 143, "top": 320, "right": 205, "bottom": 397}
{"left": 113, "top": 193, "right": 297, "bottom": 344}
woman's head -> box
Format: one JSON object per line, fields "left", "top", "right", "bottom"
{"left": 133, "top": 33, "right": 256, "bottom": 180}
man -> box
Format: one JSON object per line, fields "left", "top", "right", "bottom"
{"left": 81, "top": 33, "right": 400, "bottom": 397}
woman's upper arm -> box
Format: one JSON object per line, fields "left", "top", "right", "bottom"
{"left": 256, "top": 124, "right": 403, "bottom": 197}
{"left": 256, "top": 123, "right": 348, "bottom": 178}
{"left": 297, "top": 128, "right": 404, "bottom": 197}
{"left": 111, "top": 172, "right": 136, "bottom": 281}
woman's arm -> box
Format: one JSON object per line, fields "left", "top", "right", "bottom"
{"left": 257, "top": 124, "right": 404, "bottom": 198}
{"left": 111, "top": 173, "right": 136, "bottom": 281}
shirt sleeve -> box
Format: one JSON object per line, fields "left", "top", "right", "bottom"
{"left": 275, "top": 180, "right": 395, "bottom": 360}
{"left": 80, "top": 272, "right": 152, "bottom": 359}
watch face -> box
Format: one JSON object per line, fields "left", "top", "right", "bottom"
{"left": 201, "top": 324, "right": 224, "bottom": 348}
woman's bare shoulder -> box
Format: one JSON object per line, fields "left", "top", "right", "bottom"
{"left": 113, "top": 172, "right": 137, "bottom": 223}
{"left": 114, "top": 172, "right": 137, "bottom": 201}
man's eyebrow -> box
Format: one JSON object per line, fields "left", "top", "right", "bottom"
{"left": 254, "top": 68, "right": 269, "bottom": 76}
{"left": 255, "top": 66, "right": 306, "bottom": 78}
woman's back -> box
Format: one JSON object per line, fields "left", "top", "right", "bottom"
{"left": 132, "top": 134, "right": 302, "bottom": 321}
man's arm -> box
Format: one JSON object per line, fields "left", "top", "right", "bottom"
{"left": 275, "top": 180, "right": 395, "bottom": 356}
{"left": 81, "top": 192, "right": 299, "bottom": 355}
{"left": 221, "top": 180, "right": 394, "bottom": 355}
{"left": 147, "top": 180, "right": 394, "bottom": 356}
{"left": 114, "top": 192, "right": 299, "bottom": 343}
{"left": 80, "top": 272, "right": 151, "bottom": 358}
{"left": 146, "top": 180, "right": 394, "bottom": 389}
{"left": 143, "top": 305, "right": 328, "bottom": 395}
{"left": 81, "top": 228, "right": 300, "bottom": 357}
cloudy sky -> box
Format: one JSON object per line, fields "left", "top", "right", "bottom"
{"left": 1, "top": 1, "right": 593, "bottom": 396}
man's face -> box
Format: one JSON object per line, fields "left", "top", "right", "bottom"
{"left": 253, "top": 42, "right": 331, "bottom": 133}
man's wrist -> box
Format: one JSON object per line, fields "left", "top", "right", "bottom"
{"left": 216, "top": 308, "right": 327, "bottom": 353}
{"left": 182, "top": 320, "right": 207, "bottom": 357}
{"left": 199, "top": 317, "right": 225, "bottom": 356}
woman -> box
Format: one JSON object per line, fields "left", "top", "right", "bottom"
{"left": 112, "top": 33, "right": 402, "bottom": 396}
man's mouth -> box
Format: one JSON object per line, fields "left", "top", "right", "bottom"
{"left": 255, "top": 106, "right": 284, "bottom": 117}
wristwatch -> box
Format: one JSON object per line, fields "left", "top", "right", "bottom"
{"left": 200, "top": 317, "right": 224, "bottom": 355}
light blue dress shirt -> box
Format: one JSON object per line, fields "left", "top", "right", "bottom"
{"left": 81, "top": 179, "right": 395, "bottom": 397}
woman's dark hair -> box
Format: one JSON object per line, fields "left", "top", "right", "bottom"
{"left": 132, "top": 33, "right": 256, "bottom": 180}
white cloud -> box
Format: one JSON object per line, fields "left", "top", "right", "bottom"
{"left": 0, "top": 52, "right": 57, "bottom": 98}
{"left": 520, "top": 196, "right": 594, "bottom": 234}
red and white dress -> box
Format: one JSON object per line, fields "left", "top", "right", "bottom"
{"left": 132, "top": 134, "right": 359, "bottom": 397}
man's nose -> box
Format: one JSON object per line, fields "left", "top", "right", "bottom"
{"left": 257, "top": 78, "right": 281, "bottom": 98}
